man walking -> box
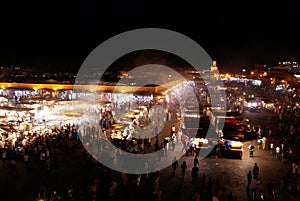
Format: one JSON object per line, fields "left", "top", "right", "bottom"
{"left": 191, "top": 164, "right": 199, "bottom": 186}
{"left": 181, "top": 138, "right": 187, "bottom": 152}
{"left": 181, "top": 161, "right": 187, "bottom": 182}
{"left": 276, "top": 146, "right": 281, "bottom": 160}
{"left": 253, "top": 163, "right": 259, "bottom": 179}
{"left": 247, "top": 170, "right": 252, "bottom": 187}
{"left": 194, "top": 156, "right": 199, "bottom": 167}
{"left": 1, "top": 149, "right": 8, "bottom": 168}
{"left": 171, "top": 157, "right": 178, "bottom": 176}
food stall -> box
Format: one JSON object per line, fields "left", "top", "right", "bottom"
{"left": 217, "top": 139, "right": 243, "bottom": 159}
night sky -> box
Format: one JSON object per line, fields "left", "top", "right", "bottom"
{"left": 0, "top": 1, "right": 299, "bottom": 73}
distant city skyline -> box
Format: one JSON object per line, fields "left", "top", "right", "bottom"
{"left": 0, "top": 51, "right": 297, "bottom": 74}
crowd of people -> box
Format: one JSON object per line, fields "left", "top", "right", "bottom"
{"left": 170, "top": 155, "right": 239, "bottom": 201}
{"left": 1, "top": 75, "right": 300, "bottom": 201}
{"left": 245, "top": 161, "right": 300, "bottom": 201}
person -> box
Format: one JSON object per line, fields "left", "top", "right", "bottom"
{"left": 154, "top": 140, "right": 159, "bottom": 152}
{"left": 249, "top": 144, "right": 255, "bottom": 157}
{"left": 181, "top": 138, "right": 187, "bottom": 152}
{"left": 158, "top": 144, "right": 164, "bottom": 161}
{"left": 207, "top": 177, "right": 213, "bottom": 200}
{"left": 262, "top": 137, "right": 267, "bottom": 150}
{"left": 177, "top": 129, "right": 182, "bottom": 143}
{"left": 153, "top": 185, "right": 162, "bottom": 201}
{"left": 192, "top": 191, "right": 200, "bottom": 201}
{"left": 257, "top": 127, "right": 262, "bottom": 138}
{"left": 250, "top": 177, "right": 258, "bottom": 200}
{"left": 40, "top": 150, "right": 46, "bottom": 169}
{"left": 49, "top": 191, "right": 59, "bottom": 201}
{"left": 38, "top": 185, "right": 47, "bottom": 199}
{"left": 190, "top": 140, "right": 197, "bottom": 156}
{"left": 171, "top": 140, "right": 176, "bottom": 151}
{"left": 246, "top": 185, "right": 251, "bottom": 198}
{"left": 267, "top": 180, "right": 276, "bottom": 201}
{"left": 247, "top": 170, "right": 252, "bottom": 187}
{"left": 171, "top": 124, "right": 176, "bottom": 135}
{"left": 171, "top": 157, "right": 178, "bottom": 176}
{"left": 181, "top": 161, "right": 187, "bottom": 182}
{"left": 276, "top": 146, "right": 281, "bottom": 160}
{"left": 194, "top": 156, "right": 199, "bottom": 167}
{"left": 227, "top": 192, "right": 234, "bottom": 201}
{"left": 212, "top": 195, "right": 220, "bottom": 201}
{"left": 121, "top": 172, "right": 128, "bottom": 187}
{"left": 253, "top": 163, "right": 259, "bottom": 179}
{"left": 256, "top": 180, "right": 264, "bottom": 200}
{"left": 164, "top": 138, "right": 169, "bottom": 156}
{"left": 24, "top": 153, "right": 29, "bottom": 168}
{"left": 292, "top": 163, "right": 298, "bottom": 174}
{"left": 109, "top": 180, "right": 117, "bottom": 200}
{"left": 257, "top": 139, "right": 262, "bottom": 149}
{"left": 1, "top": 149, "right": 8, "bottom": 168}
{"left": 171, "top": 133, "right": 176, "bottom": 151}
{"left": 155, "top": 133, "right": 159, "bottom": 142}
{"left": 89, "top": 182, "right": 97, "bottom": 199}
{"left": 191, "top": 164, "right": 199, "bottom": 186}
{"left": 10, "top": 158, "right": 16, "bottom": 171}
